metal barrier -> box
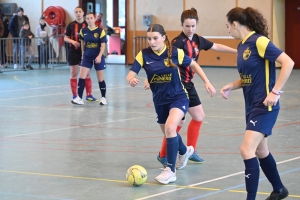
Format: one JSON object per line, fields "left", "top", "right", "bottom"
{"left": 0, "top": 34, "right": 69, "bottom": 73}
{"left": 132, "top": 36, "right": 148, "bottom": 59}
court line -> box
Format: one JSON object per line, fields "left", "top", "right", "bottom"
{"left": 135, "top": 156, "right": 300, "bottom": 200}
{"left": 2, "top": 117, "right": 145, "bottom": 138}
{"left": 187, "top": 167, "right": 300, "bottom": 200}
{"left": 0, "top": 191, "right": 72, "bottom": 200}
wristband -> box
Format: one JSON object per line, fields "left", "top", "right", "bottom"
{"left": 272, "top": 88, "right": 283, "bottom": 95}
{"left": 271, "top": 91, "right": 280, "bottom": 95}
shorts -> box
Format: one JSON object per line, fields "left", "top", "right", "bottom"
{"left": 154, "top": 98, "right": 189, "bottom": 124}
{"left": 81, "top": 55, "right": 106, "bottom": 71}
{"left": 183, "top": 82, "right": 201, "bottom": 107}
{"left": 245, "top": 109, "right": 279, "bottom": 137}
{"left": 68, "top": 50, "right": 82, "bottom": 66}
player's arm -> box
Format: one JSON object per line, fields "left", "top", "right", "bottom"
{"left": 81, "top": 40, "right": 85, "bottom": 55}
{"left": 220, "top": 78, "right": 242, "bottom": 99}
{"left": 210, "top": 43, "right": 237, "bottom": 54}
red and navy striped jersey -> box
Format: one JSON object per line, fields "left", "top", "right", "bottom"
{"left": 65, "top": 20, "right": 87, "bottom": 51}
{"left": 172, "top": 32, "right": 213, "bottom": 83}
{"left": 237, "top": 31, "right": 282, "bottom": 114}
{"left": 130, "top": 46, "right": 192, "bottom": 105}
{"left": 79, "top": 26, "right": 107, "bottom": 58}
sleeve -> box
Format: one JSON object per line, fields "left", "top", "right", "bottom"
{"left": 79, "top": 28, "right": 83, "bottom": 40}
{"left": 256, "top": 36, "right": 283, "bottom": 62}
{"left": 0, "top": 19, "right": 4, "bottom": 37}
{"left": 129, "top": 51, "right": 143, "bottom": 74}
{"left": 19, "top": 29, "right": 24, "bottom": 37}
{"left": 35, "top": 26, "right": 40, "bottom": 37}
{"left": 8, "top": 16, "right": 16, "bottom": 36}
{"left": 65, "top": 24, "right": 71, "bottom": 37}
{"left": 99, "top": 29, "right": 107, "bottom": 43}
{"left": 199, "top": 36, "right": 214, "bottom": 50}
{"left": 172, "top": 37, "right": 182, "bottom": 48}
{"left": 177, "top": 48, "right": 192, "bottom": 67}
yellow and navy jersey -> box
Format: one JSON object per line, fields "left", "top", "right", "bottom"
{"left": 237, "top": 31, "right": 283, "bottom": 114}
{"left": 172, "top": 32, "right": 213, "bottom": 83}
{"left": 79, "top": 26, "right": 107, "bottom": 58}
{"left": 65, "top": 20, "right": 87, "bottom": 51}
{"left": 130, "top": 46, "right": 192, "bottom": 105}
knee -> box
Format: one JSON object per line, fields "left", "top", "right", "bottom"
{"left": 164, "top": 125, "right": 176, "bottom": 138}
{"left": 255, "top": 147, "right": 269, "bottom": 158}
{"left": 240, "top": 145, "right": 254, "bottom": 159}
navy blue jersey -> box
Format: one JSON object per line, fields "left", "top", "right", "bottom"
{"left": 65, "top": 20, "right": 87, "bottom": 51}
{"left": 237, "top": 32, "right": 283, "bottom": 115}
{"left": 79, "top": 26, "right": 106, "bottom": 58}
{"left": 130, "top": 46, "right": 192, "bottom": 105}
{"left": 172, "top": 32, "right": 213, "bottom": 83}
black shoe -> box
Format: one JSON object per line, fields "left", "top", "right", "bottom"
{"left": 26, "top": 64, "right": 34, "bottom": 70}
{"left": 266, "top": 186, "right": 289, "bottom": 200}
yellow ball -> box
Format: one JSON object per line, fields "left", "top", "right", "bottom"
{"left": 126, "top": 165, "right": 147, "bottom": 186}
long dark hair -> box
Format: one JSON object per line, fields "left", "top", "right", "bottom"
{"left": 181, "top": 7, "right": 198, "bottom": 25}
{"left": 227, "top": 7, "right": 268, "bottom": 37}
{"left": 147, "top": 24, "right": 175, "bottom": 68}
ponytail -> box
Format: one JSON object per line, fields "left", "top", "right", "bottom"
{"left": 165, "top": 35, "right": 175, "bottom": 68}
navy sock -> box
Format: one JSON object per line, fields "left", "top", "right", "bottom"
{"left": 244, "top": 157, "right": 260, "bottom": 200}
{"left": 259, "top": 153, "right": 283, "bottom": 193}
{"left": 166, "top": 136, "right": 178, "bottom": 172}
{"left": 99, "top": 80, "right": 106, "bottom": 98}
{"left": 78, "top": 78, "right": 85, "bottom": 99}
{"left": 177, "top": 133, "right": 187, "bottom": 155}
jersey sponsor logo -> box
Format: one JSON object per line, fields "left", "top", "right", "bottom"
{"left": 86, "top": 42, "right": 98, "bottom": 48}
{"left": 240, "top": 73, "right": 252, "bottom": 86}
{"left": 146, "top": 61, "right": 154, "bottom": 65}
{"left": 94, "top": 33, "right": 99, "bottom": 38}
{"left": 250, "top": 120, "right": 257, "bottom": 126}
{"left": 243, "top": 47, "right": 251, "bottom": 60}
{"left": 150, "top": 73, "right": 172, "bottom": 83}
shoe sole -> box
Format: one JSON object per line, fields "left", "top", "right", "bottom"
{"left": 100, "top": 102, "right": 107, "bottom": 105}
{"left": 176, "top": 146, "right": 194, "bottom": 170}
{"left": 188, "top": 159, "right": 204, "bottom": 163}
{"left": 71, "top": 100, "right": 84, "bottom": 105}
{"left": 155, "top": 176, "right": 176, "bottom": 184}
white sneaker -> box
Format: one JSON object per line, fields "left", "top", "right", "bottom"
{"left": 99, "top": 97, "right": 107, "bottom": 105}
{"left": 155, "top": 167, "right": 176, "bottom": 184}
{"left": 14, "top": 64, "right": 18, "bottom": 69}
{"left": 176, "top": 146, "right": 194, "bottom": 170}
{"left": 0, "top": 65, "right": 3, "bottom": 69}
{"left": 71, "top": 96, "right": 84, "bottom": 105}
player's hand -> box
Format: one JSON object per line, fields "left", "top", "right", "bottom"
{"left": 144, "top": 79, "right": 150, "bottom": 90}
{"left": 220, "top": 84, "right": 232, "bottom": 99}
{"left": 95, "top": 56, "right": 101, "bottom": 63}
{"left": 205, "top": 82, "right": 216, "bottom": 97}
{"left": 72, "top": 41, "right": 80, "bottom": 48}
{"left": 263, "top": 92, "right": 280, "bottom": 107}
{"left": 129, "top": 78, "right": 139, "bottom": 87}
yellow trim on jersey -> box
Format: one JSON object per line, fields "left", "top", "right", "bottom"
{"left": 242, "top": 31, "right": 255, "bottom": 44}
{"left": 88, "top": 26, "right": 99, "bottom": 31}
{"left": 256, "top": 36, "right": 270, "bottom": 58}
{"left": 153, "top": 45, "right": 166, "bottom": 56}
{"left": 265, "top": 60, "right": 272, "bottom": 111}
{"left": 100, "top": 29, "right": 106, "bottom": 38}
{"left": 135, "top": 51, "right": 144, "bottom": 67}
{"left": 79, "top": 29, "right": 83, "bottom": 37}
{"left": 177, "top": 49, "right": 185, "bottom": 65}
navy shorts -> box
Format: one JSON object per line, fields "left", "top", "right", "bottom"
{"left": 81, "top": 55, "right": 106, "bottom": 71}
{"left": 245, "top": 109, "right": 279, "bottom": 137}
{"left": 154, "top": 98, "right": 190, "bottom": 124}
{"left": 183, "top": 82, "right": 201, "bottom": 107}
{"left": 68, "top": 50, "right": 82, "bottom": 66}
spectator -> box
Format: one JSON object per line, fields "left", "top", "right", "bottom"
{"left": 8, "top": 7, "right": 29, "bottom": 69}
{"left": 35, "top": 16, "right": 49, "bottom": 69}
{"left": 0, "top": 13, "right": 9, "bottom": 69}
{"left": 95, "top": 12, "right": 103, "bottom": 28}
{"left": 19, "top": 21, "right": 34, "bottom": 70}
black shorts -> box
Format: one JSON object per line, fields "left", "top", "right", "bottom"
{"left": 68, "top": 50, "right": 82, "bottom": 66}
{"left": 183, "top": 82, "right": 201, "bottom": 107}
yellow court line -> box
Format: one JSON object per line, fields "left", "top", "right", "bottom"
{"left": 229, "top": 190, "right": 300, "bottom": 198}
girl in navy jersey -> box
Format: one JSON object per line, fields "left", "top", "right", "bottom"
{"left": 72, "top": 12, "right": 107, "bottom": 105}
{"left": 221, "top": 7, "right": 294, "bottom": 200}
{"left": 127, "top": 24, "right": 216, "bottom": 184}
{"left": 152, "top": 8, "right": 238, "bottom": 166}
{"left": 64, "top": 6, "right": 98, "bottom": 102}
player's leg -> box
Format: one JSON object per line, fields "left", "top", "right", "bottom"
{"left": 95, "top": 58, "right": 107, "bottom": 105}
{"left": 68, "top": 51, "right": 80, "bottom": 99}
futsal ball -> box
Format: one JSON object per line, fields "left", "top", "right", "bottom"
{"left": 126, "top": 165, "right": 147, "bottom": 186}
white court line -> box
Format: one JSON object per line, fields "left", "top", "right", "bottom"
{"left": 2, "top": 117, "right": 145, "bottom": 138}
{"left": 135, "top": 156, "right": 300, "bottom": 200}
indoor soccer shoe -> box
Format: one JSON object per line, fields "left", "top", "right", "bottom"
{"left": 188, "top": 151, "right": 204, "bottom": 163}
{"left": 71, "top": 96, "right": 84, "bottom": 105}
{"left": 154, "top": 167, "right": 176, "bottom": 184}
{"left": 86, "top": 95, "right": 99, "bottom": 102}
{"left": 156, "top": 153, "right": 168, "bottom": 168}
{"left": 176, "top": 146, "right": 194, "bottom": 170}
{"left": 266, "top": 186, "right": 289, "bottom": 200}
{"left": 99, "top": 97, "right": 107, "bottom": 105}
